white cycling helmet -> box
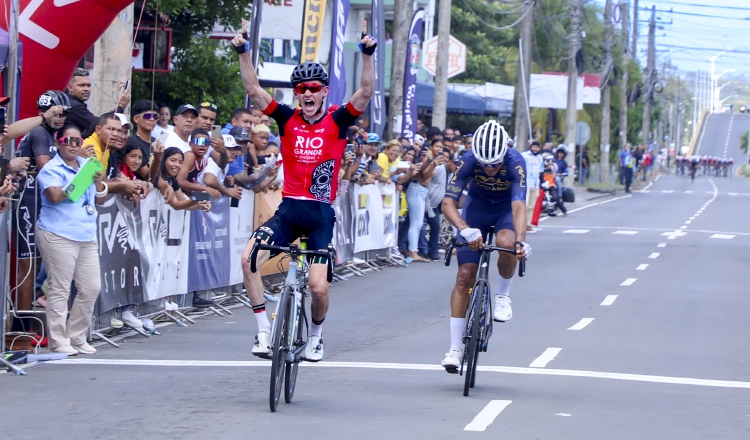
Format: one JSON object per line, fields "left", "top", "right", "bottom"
{"left": 471, "top": 120, "right": 508, "bottom": 165}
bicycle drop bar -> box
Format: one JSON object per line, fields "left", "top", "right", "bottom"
{"left": 444, "top": 238, "right": 526, "bottom": 277}
{"left": 249, "top": 243, "right": 334, "bottom": 282}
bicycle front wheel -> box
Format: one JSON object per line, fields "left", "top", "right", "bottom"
{"left": 464, "top": 280, "right": 486, "bottom": 397}
{"left": 269, "top": 286, "right": 292, "bottom": 412}
{"left": 285, "top": 294, "right": 306, "bottom": 404}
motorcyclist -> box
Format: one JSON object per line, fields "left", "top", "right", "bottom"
{"left": 541, "top": 154, "right": 567, "bottom": 217}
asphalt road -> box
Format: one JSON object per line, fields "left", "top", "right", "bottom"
{"left": 2, "top": 169, "right": 749, "bottom": 438}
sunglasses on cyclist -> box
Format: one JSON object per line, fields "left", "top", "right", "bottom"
{"left": 57, "top": 136, "right": 83, "bottom": 147}
{"left": 192, "top": 137, "right": 211, "bottom": 147}
{"left": 481, "top": 162, "right": 502, "bottom": 169}
{"left": 138, "top": 112, "right": 159, "bottom": 120}
{"left": 294, "top": 82, "right": 324, "bottom": 94}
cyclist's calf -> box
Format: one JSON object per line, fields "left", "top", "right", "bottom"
{"left": 495, "top": 230, "right": 517, "bottom": 279}
{"left": 241, "top": 237, "right": 270, "bottom": 306}
{"left": 308, "top": 264, "right": 330, "bottom": 321}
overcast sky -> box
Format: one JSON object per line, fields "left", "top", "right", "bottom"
{"left": 591, "top": 0, "right": 750, "bottom": 77}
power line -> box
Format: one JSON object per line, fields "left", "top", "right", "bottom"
{"left": 641, "top": 7, "right": 750, "bottom": 21}
{"left": 646, "top": 0, "right": 750, "bottom": 12}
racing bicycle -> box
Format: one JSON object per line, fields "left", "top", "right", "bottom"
{"left": 249, "top": 238, "right": 334, "bottom": 412}
{"left": 444, "top": 234, "right": 525, "bottom": 396}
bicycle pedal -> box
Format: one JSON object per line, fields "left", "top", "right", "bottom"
{"left": 443, "top": 365, "right": 459, "bottom": 374}
{"left": 252, "top": 352, "right": 272, "bottom": 360}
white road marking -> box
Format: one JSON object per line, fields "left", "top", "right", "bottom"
{"left": 639, "top": 189, "right": 651, "bottom": 193}
{"left": 684, "top": 190, "right": 693, "bottom": 194}
{"left": 542, "top": 225, "right": 750, "bottom": 236}
{"left": 555, "top": 413, "right": 572, "bottom": 417}
{"left": 563, "top": 229, "right": 590, "bottom": 234}
{"left": 621, "top": 278, "right": 637, "bottom": 286}
{"left": 636, "top": 264, "right": 649, "bottom": 271}
{"left": 685, "top": 221, "right": 692, "bottom": 224}
{"left": 568, "top": 318, "right": 595, "bottom": 330}
{"left": 710, "top": 234, "right": 735, "bottom": 240}
{"left": 613, "top": 230, "right": 639, "bottom": 235}
{"left": 661, "top": 230, "right": 687, "bottom": 239}
{"left": 649, "top": 253, "right": 660, "bottom": 259}
{"left": 690, "top": 217, "right": 696, "bottom": 220}
{"left": 566, "top": 194, "right": 632, "bottom": 214}
{"left": 48, "top": 359, "right": 750, "bottom": 390}
{"left": 728, "top": 193, "right": 738, "bottom": 196}
{"left": 657, "top": 243, "right": 666, "bottom": 247}
{"left": 464, "top": 400, "right": 513, "bottom": 432}
{"left": 661, "top": 190, "right": 675, "bottom": 193}
{"left": 601, "top": 295, "right": 618, "bottom": 306}
{"left": 529, "top": 347, "right": 563, "bottom": 368}
{"left": 680, "top": 226, "right": 687, "bottom": 229}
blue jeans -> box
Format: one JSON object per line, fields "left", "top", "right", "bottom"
{"left": 397, "top": 211, "right": 409, "bottom": 253}
{"left": 418, "top": 207, "right": 442, "bottom": 258}
{"left": 406, "top": 183, "right": 429, "bottom": 252}
{"left": 555, "top": 176, "right": 563, "bottom": 198}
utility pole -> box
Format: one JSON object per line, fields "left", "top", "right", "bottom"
{"left": 564, "top": 0, "right": 582, "bottom": 187}
{"left": 641, "top": 6, "right": 655, "bottom": 148}
{"left": 631, "top": 0, "right": 638, "bottom": 58}
{"left": 619, "top": 0, "right": 630, "bottom": 154}
{"left": 91, "top": 4, "right": 134, "bottom": 116}
{"left": 432, "top": 0, "right": 452, "bottom": 130}
{"left": 599, "top": 0, "right": 613, "bottom": 183}
{"left": 675, "top": 77, "right": 682, "bottom": 151}
{"left": 386, "top": 0, "right": 414, "bottom": 138}
{"left": 692, "top": 72, "right": 698, "bottom": 138}
{"left": 514, "top": 0, "right": 534, "bottom": 151}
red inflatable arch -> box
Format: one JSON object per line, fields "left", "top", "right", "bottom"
{"left": 1, "top": 0, "right": 134, "bottom": 118}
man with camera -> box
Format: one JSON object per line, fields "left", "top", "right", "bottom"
{"left": 65, "top": 68, "right": 131, "bottom": 136}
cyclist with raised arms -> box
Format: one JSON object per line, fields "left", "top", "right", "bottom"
{"left": 232, "top": 19, "right": 376, "bottom": 361}
{"left": 439, "top": 120, "right": 531, "bottom": 372}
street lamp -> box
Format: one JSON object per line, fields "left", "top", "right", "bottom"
{"left": 713, "top": 71, "right": 736, "bottom": 112}
{"left": 709, "top": 51, "right": 726, "bottom": 114}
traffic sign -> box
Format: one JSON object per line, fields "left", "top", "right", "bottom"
{"left": 576, "top": 121, "right": 591, "bottom": 146}
{"left": 421, "top": 35, "right": 466, "bottom": 78}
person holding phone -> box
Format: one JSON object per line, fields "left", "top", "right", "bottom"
{"left": 346, "top": 132, "right": 381, "bottom": 185}
{"left": 35, "top": 125, "right": 108, "bottom": 355}
{"left": 155, "top": 147, "right": 211, "bottom": 212}
{"left": 200, "top": 134, "right": 244, "bottom": 202}
{"left": 177, "top": 128, "right": 219, "bottom": 199}
{"left": 65, "top": 68, "right": 130, "bottom": 136}
{"left": 233, "top": 17, "right": 376, "bottom": 361}
{"left": 404, "top": 138, "right": 443, "bottom": 262}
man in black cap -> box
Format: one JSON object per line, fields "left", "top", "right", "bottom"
{"left": 227, "top": 126, "right": 251, "bottom": 177}
{"left": 65, "top": 68, "right": 131, "bottom": 136}
{"left": 165, "top": 104, "right": 228, "bottom": 167}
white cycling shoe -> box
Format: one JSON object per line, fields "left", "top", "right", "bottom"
{"left": 441, "top": 348, "right": 463, "bottom": 374}
{"left": 252, "top": 331, "right": 272, "bottom": 358}
{"left": 303, "top": 335, "right": 324, "bottom": 362}
{"left": 493, "top": 295, "right": 512, "bottom": 322}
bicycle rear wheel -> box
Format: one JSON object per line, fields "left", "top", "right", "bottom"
{"left": 284, "top": 295, "right": 306, "bottom": 404}
{"left": 463, "top": 280, "right": 485, "bottom": 397}
{"left": 269, "top": 286, "right": 291, "bottom": 412}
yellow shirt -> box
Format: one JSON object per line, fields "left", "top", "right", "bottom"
{"left": 376, "top": 152, "right": 399, "bottom": 179}
{"left": 84, "top": 132, "right": 111, "bottom": 166}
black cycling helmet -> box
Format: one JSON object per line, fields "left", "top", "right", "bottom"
{"left": 290, "top": 62, "right": 329, "bottom": 87}
{"left": 37, "top": 90, "right": 69, "bottom": 111}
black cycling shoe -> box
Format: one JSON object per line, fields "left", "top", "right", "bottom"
{"left": 192, "top": 294, "right": 214, "bottom": 309}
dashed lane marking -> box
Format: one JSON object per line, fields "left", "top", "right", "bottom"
{"left": 649, "top": 253, "right": 660, "bottom": 259}
{"left": 49, "top": 359, "right": 750, "bottom": 389}
{"left": 621, "top": 278, "right": 637, "bottom": 286}
{"left": 657, "top": 243, "right": 666, "bottom": 248}
{"left": 464, "top": 400, "right": 513, "bottom": 432}
{"left": 636, "top": 264, "right": 649, "bottom": 271}
{"left": 601, "top": 295, "right": 618, "bottom": 306}
{"left": 529, "top": 348, "right": 562, "bottom": 368}
{"left": 568, "top": 318, "right": 595, "bottom": 330}
{"left": 563, "top": 229, "right": 590, "bottom": 234}
{"left": 710, "top": 234, "right": 735, "bottom": 240}
{"left": 613, "top": 230, "right": 639, "bottom": 235}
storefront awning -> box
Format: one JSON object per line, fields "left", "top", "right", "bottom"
{"left": 416, "top": 81, "right": 486, "bottom": 115}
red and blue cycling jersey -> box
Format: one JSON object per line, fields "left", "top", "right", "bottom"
{"left": 262, "top": 100, "right": 361, "bottom": 204}
{"left": 444, "top": 149, "right": 527, "bottom": 206}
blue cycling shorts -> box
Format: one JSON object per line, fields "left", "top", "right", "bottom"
{"left": 456, "top": 195, "right": 515, "bottom": 266}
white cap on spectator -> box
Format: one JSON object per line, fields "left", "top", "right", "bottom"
{"left": 222, "top": 134, "right": 241, "bottom": 149}
{"left": 414, "top": 134, "right": 425, "bottom": 145}
{"left": 115, "top": 113, "right": 133, "bottom": 130}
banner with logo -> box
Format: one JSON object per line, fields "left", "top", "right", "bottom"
{"left": 188, "top": 197, "right": 232, "bottom": 292}
{"left": 402, "top": 8, "right": 425, "bottom": 141}
{"left": 352, "top": 182, "right": 398, "bottom": 253}
{"left": 370, "top": 0, "right": 386, "bottom": 137}
{"left": 301, "top": 0, "right": 329, "bottom": 62}
{"left": 332, "top": 187, "right": 355, "bottom": 264}
{"left": 229, "top": 192, "right": 256, "bottom": 285}
{"left": 327, "top": 0, "right": 350, "bottom": 108}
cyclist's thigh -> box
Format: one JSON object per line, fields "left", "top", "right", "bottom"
{"left": 301, "top": 201, "right": 336, "bottom": 265}
{"left": 456, "top": 197, "right": 496, "bottom": 266}
{"left": 251, "top": 199, "right": 295, "bottom": 251}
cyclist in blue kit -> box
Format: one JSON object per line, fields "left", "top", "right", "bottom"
{"left": 439, "top": 120, "right": 532, "bottom": 372}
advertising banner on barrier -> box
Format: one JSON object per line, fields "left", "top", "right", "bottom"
{"left": 353, "top": 182, "right": 397, "bottom": 253}
{"left": 332, "top": 188, "right": 355, "bottom": 264}
{"left": 96, "top": 189, "right": 255, "bottom": 314}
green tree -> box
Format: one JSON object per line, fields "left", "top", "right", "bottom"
{"left": 741, "top": 131, "right": 749, "bottom": 155}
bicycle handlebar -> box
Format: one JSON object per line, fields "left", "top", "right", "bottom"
{"left": 444, "top": 237, "right": 526, "bottom": 277}
{"left": 249, "top": 242, "right": 334, "bottom": 283}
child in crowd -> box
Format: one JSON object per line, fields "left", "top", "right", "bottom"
{"left": 155, "top": 147, "right": 211, "bottom": 212}
{"left": 109, "top": 142, "right": 152, "bottom": 206}
{"left": 177, "top": 128, "right": 220, "bottom": 199}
